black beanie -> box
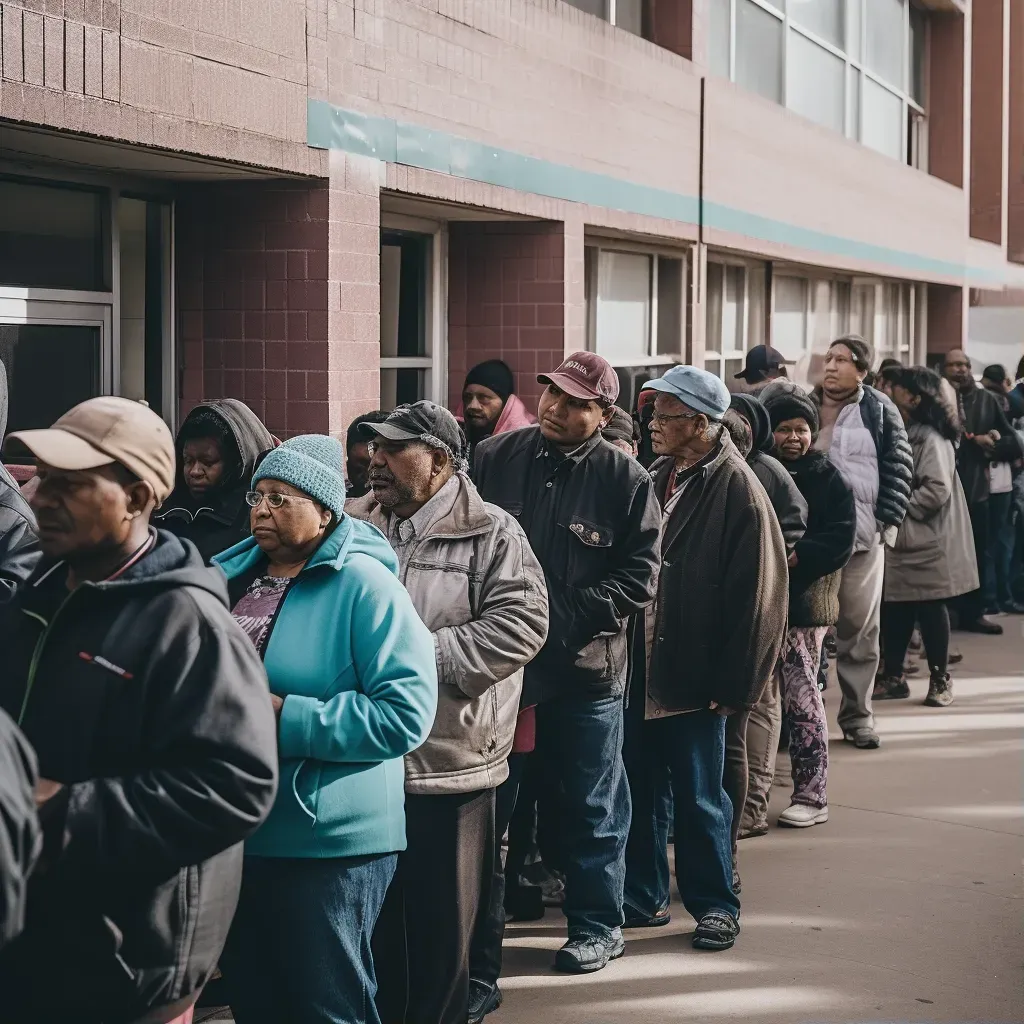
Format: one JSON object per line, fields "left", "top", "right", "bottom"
{"left": 729, "top": 393, "right": 773, "bottom": 454}
{"left": 760, "top": 382, "right": 820, "bottom": 440}
{"left": 464, "top": 360, "right": 515, "bottom": 403}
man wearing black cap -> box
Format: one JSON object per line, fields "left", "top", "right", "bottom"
{"left": 349, "top": 401, "right": 548, "bottom": 1024}
{"left": 734, "top": 345, "right": 793, "bottom": 392}
{"left": 474, "top": 352, "right": 661, "bottom": 975}
{"left": 460, "top": 359, "right": 536, "bottom": 465}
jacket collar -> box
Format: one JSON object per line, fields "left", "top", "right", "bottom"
{"left": 346, "top": 472, "right": 492, "bottom": 542}
{"left": 213, "top": 513, "right": 359, "bottom": 578}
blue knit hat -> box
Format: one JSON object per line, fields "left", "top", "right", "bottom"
{"left": 252, "top": 434, "right": 347, "bottom": 519}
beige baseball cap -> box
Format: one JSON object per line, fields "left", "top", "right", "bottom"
{"left": 7, "top": 396, "right": 175, "bottom": 504}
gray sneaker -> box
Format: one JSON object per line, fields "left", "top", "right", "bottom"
{"left": 924, "top": 673, "right": 953, "bottom": 707}
{"left": 554, "top": 930, "right": 625, "bottom": 974}
{"left": 843, "top": 726, "right": 880, "bottom": 749}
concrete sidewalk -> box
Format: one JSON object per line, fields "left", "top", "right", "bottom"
{"left": 496, "top": 622, "right": 1024, "bottom": 1023}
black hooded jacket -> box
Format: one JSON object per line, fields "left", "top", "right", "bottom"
{"left": 155, "top": 400, "right": 275, "bottom": 563}
{"left": 784, "top": 451, "right": 856, "bottom": 627}
{"left": 730, "top": 393, "right": 808, "bottom": 554}
{"left": 0, "top": 360, "right": 41, "bottom": 598}
{"left": 0, "top": 530, "right": 278, "bottom": 1024}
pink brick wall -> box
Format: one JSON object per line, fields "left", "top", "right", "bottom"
{"left": 448, "top": 222, "right": 564, "bottom": 414}
{"left": 177, "top": 179, "right": 331, "bottom": 439}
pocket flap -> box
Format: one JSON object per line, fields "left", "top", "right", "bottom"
{"left": 568, "top": 520, "right": 614, "bottom": 547}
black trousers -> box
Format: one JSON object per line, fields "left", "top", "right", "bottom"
{"left": 373, "top": 789, "right": 495, "bottom": 1024}
{"left": 881, "top": 599, "right": 950, "bottom": 676}
{"left": 723, "top": 710, "right": 751, "bottom": 857}
{"left": 468, "top": 753, "right": 527, "bottom": 988}
{"left": 956, "top": 498, "right": 990, "bottom": 623}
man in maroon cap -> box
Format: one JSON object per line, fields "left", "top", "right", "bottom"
{"left": 473, "top": 352, "right": 660, "bottom": 980}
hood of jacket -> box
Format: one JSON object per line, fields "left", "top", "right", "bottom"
{"left": 730, "top": 393, "right": 773, "bottom": 454}
{"left": 456, "top": 393, "right": 537, "bottom": 437}
{"left": 162, "top": 400, "right": 274, "bottom": 520}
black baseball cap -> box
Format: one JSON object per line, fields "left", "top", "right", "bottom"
{"left": 359, "top": 401, "right": 467, "bottom": 461}
{"left": 734, "top": 345, "right": 794, "bottom": 383}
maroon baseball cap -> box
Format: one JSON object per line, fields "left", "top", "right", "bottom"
{"left": 538, "top": 351, "right": 620, "bottom": 405}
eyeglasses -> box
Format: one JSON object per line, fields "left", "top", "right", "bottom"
{"left": 245, "top": 491, "right": 318, "bottom": 509}
{"left": 650, "top": 410, "right": 700, "bottom": 424}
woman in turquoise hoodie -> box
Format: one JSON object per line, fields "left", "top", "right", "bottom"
{"left": 213, "top": 435, "right": 437, "bottom": 1024}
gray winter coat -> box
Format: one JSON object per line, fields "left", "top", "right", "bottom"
{"left": 347, "top": 474, "right": 548, "bottom": 795}
{"left": 884, "top": 422, "right": 978, "bottom": 602}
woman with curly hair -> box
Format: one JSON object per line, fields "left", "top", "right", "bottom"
{"left": 875, "top": 367, "right": 978, "bottom": 707}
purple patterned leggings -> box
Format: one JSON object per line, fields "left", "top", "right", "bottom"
{"left": 780, "top": 626, "right": 830, "bottom": 809}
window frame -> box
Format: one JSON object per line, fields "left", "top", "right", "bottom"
{"left": 715, "top": 0, "right": 927, "bottom": 166}
{"left": 584, "top": 238, "right": 689, "bottom": 368}
{"left": 559, "top": 0, "right": 641, "bottom": 32}
{"left": 703, "top": 255, "right": 766, "bottom": 382}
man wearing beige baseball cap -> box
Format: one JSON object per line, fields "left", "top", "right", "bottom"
{"left": 0, "top": 396, "right": 279, "bottom": 1024}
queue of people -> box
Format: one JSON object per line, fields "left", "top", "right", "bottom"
{"left": 0, "top": 341, "right": 1018, "bottom": 1024}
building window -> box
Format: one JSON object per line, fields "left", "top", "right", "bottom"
{"left": 585, "top": 245, "right": 687, "bottom": 367}
{"left": 704, "top": 259, "right": 766, "bottom": 381}
{"left": 769, "top": 272, "right": 919, "bottom": 383}
{"left": 710, "top": 0, "right": 928, "bottom": 167}
{"left": 561, "top": 0, "right": 644, "bottom": 36}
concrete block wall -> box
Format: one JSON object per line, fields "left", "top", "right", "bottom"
{"left": 177, "top": 179, "right": 331, "bottom": 438}
{"left": 447, "top": 221, "right": 564, "bottom": 414}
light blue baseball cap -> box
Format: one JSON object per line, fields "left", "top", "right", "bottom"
{"left": 641, "top": 365, "right": 732, "bottom": 420}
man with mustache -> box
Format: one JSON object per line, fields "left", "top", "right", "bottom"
{"left": 348, "top": 401, "right": 548, "bottom": 1024}
{"left": 474, "top": 353, "right": 661, "bottom": 976}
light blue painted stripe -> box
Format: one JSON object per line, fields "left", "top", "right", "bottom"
{"left": 308, "top": 98, "right": 1005, "bottom": 285}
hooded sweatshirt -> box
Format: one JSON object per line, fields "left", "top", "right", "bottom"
{"left": 0, "top": 529, "right": 279, "bottom": 1022}
{"left": 214, "top": 514, "right": 438, "bottom": 859}
{"left": 729, "top": 392, "right": 808, "bottom": 555}
{"left": 0, "top": 360, "right": 41, "bottom": 597}
{"left": 155, "top": 400, "right": 275, "bottom": 563}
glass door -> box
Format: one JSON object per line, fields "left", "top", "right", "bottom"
{"left": 0, "top": 298, "right": 112, "bottom": 454}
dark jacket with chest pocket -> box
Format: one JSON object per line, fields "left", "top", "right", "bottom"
{"left": 0, "top": 361, "right": 42, "bottom": 598}
{"left": 646, "top": 432, "right": 789, "bottom": 714}
{"left": 155, "top": 399, "right": 275, "bottom": 564}
{"left": 0, "top": 530, "right": 279, "bottom": 1024}
{"left": 474, "top": 425, "right": 661, "bottom": 706}
{"left": 784, "top": 451, "right": 856, "bottom": 627}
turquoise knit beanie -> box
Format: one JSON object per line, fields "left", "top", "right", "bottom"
{"left": 252, "top": 434, "right": 347, "bottom": 519}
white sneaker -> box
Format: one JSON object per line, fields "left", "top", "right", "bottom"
{"left": 777, "top": 803, "right": 828, "bottom": 828}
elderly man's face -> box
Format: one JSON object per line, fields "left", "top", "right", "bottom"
{"left": 368, "top": 439, "right": 448, "bottom": 513}
{"left": 649, "top": 394, "right": 704, "bottom": 457}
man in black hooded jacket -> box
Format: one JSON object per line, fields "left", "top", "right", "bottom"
{"left": 0, "top": 396, "right": 278, "bottom": 1024}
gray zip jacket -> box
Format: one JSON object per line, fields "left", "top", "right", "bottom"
{"left": 346, "top": 473, "right": 548, "bottom": 795}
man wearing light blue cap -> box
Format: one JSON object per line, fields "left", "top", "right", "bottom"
{"left": 622, "top": 365, "right": 788, "bottom": 952}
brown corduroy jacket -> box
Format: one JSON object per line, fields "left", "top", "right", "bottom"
{"left": 646, "top": 432, "right": 789, "bottom": 715}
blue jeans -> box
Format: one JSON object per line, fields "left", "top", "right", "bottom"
{"left": 535, "top": 692, "right": 631, "bottom": 938}
{"left": 984, "top": 491, "right": 1015, "bottom": 608}
{"left": 624, "top": 709, "right": 739, "bottom": 923}
{"left": 220, "top": 853, "right": 396, "bottom": 1024}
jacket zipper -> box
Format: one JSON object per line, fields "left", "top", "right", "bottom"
{"left": 18, "top": 586, "right": 84, "bottom": 726}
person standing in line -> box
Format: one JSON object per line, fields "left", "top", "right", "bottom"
{"left": 623, "top": 366, "right": 788, "bottom": 952}
{"left": 474, "top": 352, "right": 661, "bottom": 975}
{"left": 721, "top": 397, "right": 807, "bottom": 875}
{"left": 214, "top": 435, "right": 438, "bottom": 1024}
{"left": 942, "top": 349, "right": 1023, "bottom": 632}
{"left": 761, "top": 381, "right": 856, "bottom": 827}
{"left": 874, "top": 368, "right": 979, "bottom": 708}
{"left": 603, "top": 406, "right": 642, "bottom": 458}
{"left": 979, "top": 365, "right": 1024, "bottom": 614}
{"left": 733, "top": 344, "right": 794, "bottom": 393}
{"left": 459, "top": 359, "right": 537, "bottom": 467}
{"left": 344, "top": 410, "right": 389, "bottom": 498}
{"left": 154, "top": 399, "right": 275, "bottom": 563}
{"left": 346, "top": 402, "right": 547, "bottom": 1024}
{"left": 0, "top": 397, "right": 280, "bottom": 1024}
{"left": 811, "top": 336, "right": 913, "bottom": 750}
{"left": 0, "top": 707, "right": 39, "bottom": 952}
